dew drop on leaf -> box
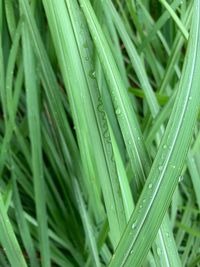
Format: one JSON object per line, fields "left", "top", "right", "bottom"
{"left": 115, "top": 108, "right": 121, "bottom": 115}
{"left": 89, "top": 70, "right": 96, "bottom": 79}
{"left": 132, "top": 221, "right": 136, "bottom": 229}
{"left": 157, "top": 247, "right": 162, "bottom": 256}
{"left": 178, "top": 176, "right": 183, "bottom": 183}
{"left": 158, "top": 165, "right": 163, "bottom": 171}
{"left": 166, "top": 232, "right": 170, "bottom": 238}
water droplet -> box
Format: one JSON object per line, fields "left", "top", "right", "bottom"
{"left": 130, "top": 250, "right": 133, "bottom": 254}
{"left": 158, "top": 165, "right": 163, "bottom": 171}
{"left": 137, "top": 137, "right": 141, "bottom": 141}
{"left": 157, "top": 247, "right": 162, "bottom": 256}
{"left": 148, "top": 183, "right": 152, "bottom": 189}
{"left": 178, "top": 176, "right": 183, "bottom": 183}
{"left": 189, "top": 96, "right": 192, "bottom": 101}
{"left": 166, "top": 232, "right": 170, "bottom": 238}
{"left": 163, "top": 144, "right": 167, "bottom": 149}
{"left": 89, "top": 70, "right": 96, "bottom": 79}
{"left": 128, "top": 140, "right": 132, "bottom": 145}
{"left": 132, "top": 221, "right": 136, "bottom": 229}
{"left": 171, "top": 164, "right": 176, "bottom": 169}
{"left": 115, "top": 108, "right": 121, "bottom": 115}
{"left": 139, "top": 205, "right": 142, "bottom": 209}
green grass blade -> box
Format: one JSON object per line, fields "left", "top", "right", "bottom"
{"left": 109, "top": 1, "right": 200, "bottom": 266}
{"left": 21, "top": 17, "right": 51, "bottom": 267}
{"left": 74, "top": 179, "right": 101, "bottom": 267}
{"left": 42, "top": 0, "right": 128, "bottom": 246}
{"left": 159, "top": 0, "right": 189, "bottom": 40}
{"left": 0, "top": 193, "right": 28, "bottom": 267}
{"left": 12, "top": 176, "right": 39, "bottom": 267}
{"left": 107, "top": 1, "right": 160, "bottom": 118}
{"left": 79, "top": 0, "right": 151, "bottom": 193}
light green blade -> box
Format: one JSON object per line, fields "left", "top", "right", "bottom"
{"left": 109, "top": 1, "right": 200, "bottom": 266}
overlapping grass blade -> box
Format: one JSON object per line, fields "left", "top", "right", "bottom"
{"left": 109, "top": 1, "right": 200, "bottom": 266}
{"left": 21, "top": 18, "right": 50, "bottom": 267}
{"left": 12, "top": 175, "right": 39, "bottom": 267}
{"left": 1, "top": 1, "right": 200, "bottom": 267}
{"left": 42, "top": 0, "right": 129, "bottom": 247}
{"left": 78, "top": 0, "right": 151, "bottom": 195}
{"left": 74, "top": 179, "right": 101, "bottom": 267}
{"left": 159, "top": 0, "right": 189, "bottom": 39}
{"left": 0, "top": 193, "right": 27, "bottom": 267}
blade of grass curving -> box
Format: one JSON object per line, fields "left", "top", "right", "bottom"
{"left": 78, "top": 2, "right": 183, "bottom": 266}
{"left": 97, "top": 2, "right": 181, "bottom": 266}
{"left": 109, "top": 1, "right": 200, "bottom": 266}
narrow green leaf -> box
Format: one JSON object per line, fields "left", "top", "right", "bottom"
{"left": 0, "top": 193, "right": 27, "bottom": 267}
{"left": 22, "top": 17, "right": 51, "bottom": 267}
{"left": 109, "top": 1, "right": 200, "bottom": 266}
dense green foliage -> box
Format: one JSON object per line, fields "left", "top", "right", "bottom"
{"left": 0, "top": 0, "right": 200, "bottom": 266}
